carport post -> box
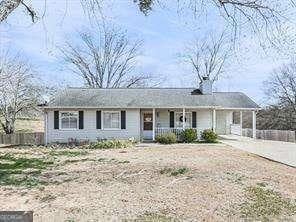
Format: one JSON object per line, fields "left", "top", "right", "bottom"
{"left": 252, "top": 111, "right": 256, "bottom": 139}
{"left": 212, "top": 109, "right": 216, "bottom": 133}
{"left": 182, "top": 108, "right": 185, "bottom": 130}
{"left": 240, "top": 111, "right": 243, "bottom": 136}
{"left": 152, "top": 108, "right": 155, "bottom": 141}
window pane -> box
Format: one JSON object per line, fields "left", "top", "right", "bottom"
{"left": 143, "top": 113, "right": 153, "bottom": 130}
{"left": 61, "top": 112, "right": 78, "bottom": 129}
{"left": 144, "top": 113, "right": 152, "bottom": 122}
{"left": 104, "top": 113, "right": 111, "bottom": 128}
{"left": 104, "top": 112, "right": 120, "bottom": 129}
{"left": 61, "top": 112, "right": 69, "bottom": 117}
{"left": 69, "top": 117, "right": 78, "bottom": 128}
{"left": 144, "top": 122, "right": 153, "bottom": 130}
{"left": 61, "top": 118, "right": 69, "bottom": 129}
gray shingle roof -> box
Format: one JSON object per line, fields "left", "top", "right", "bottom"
{"left": 47, "top": 88, "right": 260, "bottom": 109}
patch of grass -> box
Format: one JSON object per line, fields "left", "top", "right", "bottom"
{"left": 48, "top": 150, "right": 88, "bottom": 157}
{"left": 89, "top": 139, "right": 137, "bottom": 149}
{"left": 124, "top": 212, "right": 179, "bottom": 222}
{"left": 62, "top": 158, "right": 93, "bottom": 165}
{"left": 0, "top": 154, "right": 53, "bottom": 170}
{"left": 239, "top": 186, "right": 296, "bottom": 221}
{"left": 0, "top": 154, "right": 53, "bottom": 187}
{"left": 160, "top": 167, "right": 189, "bottom": 176}
{"left": 64, "top": 219, "right": 75, "bottom": 222}
{"left": 226, "top": 172, "right": 248, "bottom": 185}
{"left": 118, "top": 160, "right": 130, "bottom": 164}
{"left": 257, "top": 182, "right": 268, "bottom": 187}
{"left": 63, "top": 157, "right": 129, "bottom": 165}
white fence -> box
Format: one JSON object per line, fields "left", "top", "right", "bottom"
{"left": 242, "top": 129, "right": 295, "bottom": 143}
{"left": 230, "top": 124, "right": 241, "bottom": 135}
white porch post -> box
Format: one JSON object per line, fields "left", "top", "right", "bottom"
{"left": 44, "top": 111, "right": 48, "bottom": 145}
{"left": 182, "top": 108, "right": 185, "bottom": 130}
{"left": 152, "top": 108, "right": 156, "bottom": 141}
{"left": 252, "top": 110, "right": 256, "bottom": 139}
{"left": 240, "top": 111, "right": 243, "bottom": 136}
{"left": 212, "top": 109, "right": 216, "bottom": 132}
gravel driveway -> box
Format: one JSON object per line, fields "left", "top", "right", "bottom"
{"left": 221, "top": 135, "right": 296, "bottom": 167}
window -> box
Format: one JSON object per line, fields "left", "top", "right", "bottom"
{"left": 60, "top": 111, "right": 78, "bottom": 129}
{"left": 103, "top": 111, "right": 120, "bottom": 129}
{"left": 143, "top": 113, "right": 153, "bottom": 130}
{"left": 175, "top": 112, "right": 192, "bottom": 128}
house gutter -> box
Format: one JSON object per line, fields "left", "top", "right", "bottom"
{"left": 41, "top": 106, "right": 261, "bottom": 111}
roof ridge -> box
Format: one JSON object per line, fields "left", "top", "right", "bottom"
{"left": 67, "top": 87, "right": 197, "bottom": 89}
{"left": 66, "top": 87, "right": 244, "bottom": 94}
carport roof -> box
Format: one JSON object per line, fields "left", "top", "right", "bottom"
{"left": 46, "top": 88, "right": 260, "bottom": 109}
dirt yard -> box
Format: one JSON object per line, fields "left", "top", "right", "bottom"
{"left": 0, "top": 143, "right": 296, "bottom": 221}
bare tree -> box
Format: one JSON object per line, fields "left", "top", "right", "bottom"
{"left": 262, "top": 61, "right": 296, "bottom": 130}
{"left": 265, "top": 61, "right": 296, "bottom": 113}
{"left": 181, "top": 33, "right": 230, "bottom": 83}
{"left": 0, "top": 54, "right": 42, "bottom": 134}
{"left": 0, "top": 0, "right": 287, "bottom": 30}
{"left": 61, "top": 25, "right": 154, "bottom": 88}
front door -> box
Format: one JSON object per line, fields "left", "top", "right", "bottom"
{"left": 142, "top": 112, "right": 153, "bottom": 140}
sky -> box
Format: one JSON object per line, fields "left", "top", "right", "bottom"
{"left": 0, "top": 0, "right": 294, "bottom": 106}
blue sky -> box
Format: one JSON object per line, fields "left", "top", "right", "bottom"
{"left": 0, "top": 0, "right": 293, "bottom": 105}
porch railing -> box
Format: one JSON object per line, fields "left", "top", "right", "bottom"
{"left": 155, "top": 128, "right": 198, "bottom": 141}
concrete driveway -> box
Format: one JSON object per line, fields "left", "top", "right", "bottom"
{"left": 220, "top": 135, "right": 296, "bottom": 167}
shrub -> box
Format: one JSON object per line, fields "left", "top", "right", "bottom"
{"left": 201, "top": 129, "right": 218, "bottom": 143}
{"left": 155, "top": 133, "right": 177, "bottom": 144}
{"left": 181, "top": 129, "right": 197, "bottom": 143}
{"left": 89, "top": 139, "right": 136, "bottom": 149}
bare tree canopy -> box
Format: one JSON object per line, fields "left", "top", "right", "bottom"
{"left": 181, "top": 33, "right": 230, "bottom": 83}
{"left": 0, "top": 0, "right": 289, "bottom": 29}
{"left": 265, "top": 61, "right": 296, "bottom": 112}
{"left": 0, "top": 53, "right": 42, "bottom": 134}
{"left": 261, "top": 61, "right": 296, "bottom": 130}
{"left": 61, "top": 25, "right": 154, "bottom": 88}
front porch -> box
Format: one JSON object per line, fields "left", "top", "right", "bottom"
{"left": 140, "top": 108, "right": 257, "bottom": 141}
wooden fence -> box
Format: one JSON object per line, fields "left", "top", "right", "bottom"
{"left": 242, "top": 129, "right": 295, "bottom": 143}
{"left": 0, "top": 132, "right": 44, "bottom": 145}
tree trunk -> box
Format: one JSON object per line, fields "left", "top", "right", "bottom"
{"left": 2, "top": 119, "right": 15, "bottom": 134}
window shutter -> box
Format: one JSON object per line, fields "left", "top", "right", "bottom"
{"left": 192, "top": 111, "right": 197, "bottom": 128}
{"left": 169, "top": 111, "right": 174, "bottom": 128}
{"left": 54, "top": 111, "right": 59, "bottom": 129}
{"left": 79, "top": 111, "right": 84, "bottom": 129}
{"left": 96, "top": 111, "right": 101, "bottom": 129}
{"left": 121, "top": 110, "right": 126, "bottom": 129}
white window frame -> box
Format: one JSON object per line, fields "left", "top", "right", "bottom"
{"left": 175, "top": 112, "right": 192, "bottom": 128}
{"left": 102, "top": 111, "right": 121, "bottom": 130}
{"left": 59, "top": 111, "right": 79, "bottom": 130}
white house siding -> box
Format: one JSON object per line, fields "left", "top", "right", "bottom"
{"left": 46, "top": 109, "right": 140, "bottom": 143}
{"left": 155, "top": 109, "right": 213, "bottom": 132}
{"left": 195, "top": 110, "right": 213, "bottom": 131}
{"left": 216, "top": 110, "right": 233, "bottom": 135}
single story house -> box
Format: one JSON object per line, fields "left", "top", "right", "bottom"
{"left": 42, "top": 79, "right": 260, "bottom": 144}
